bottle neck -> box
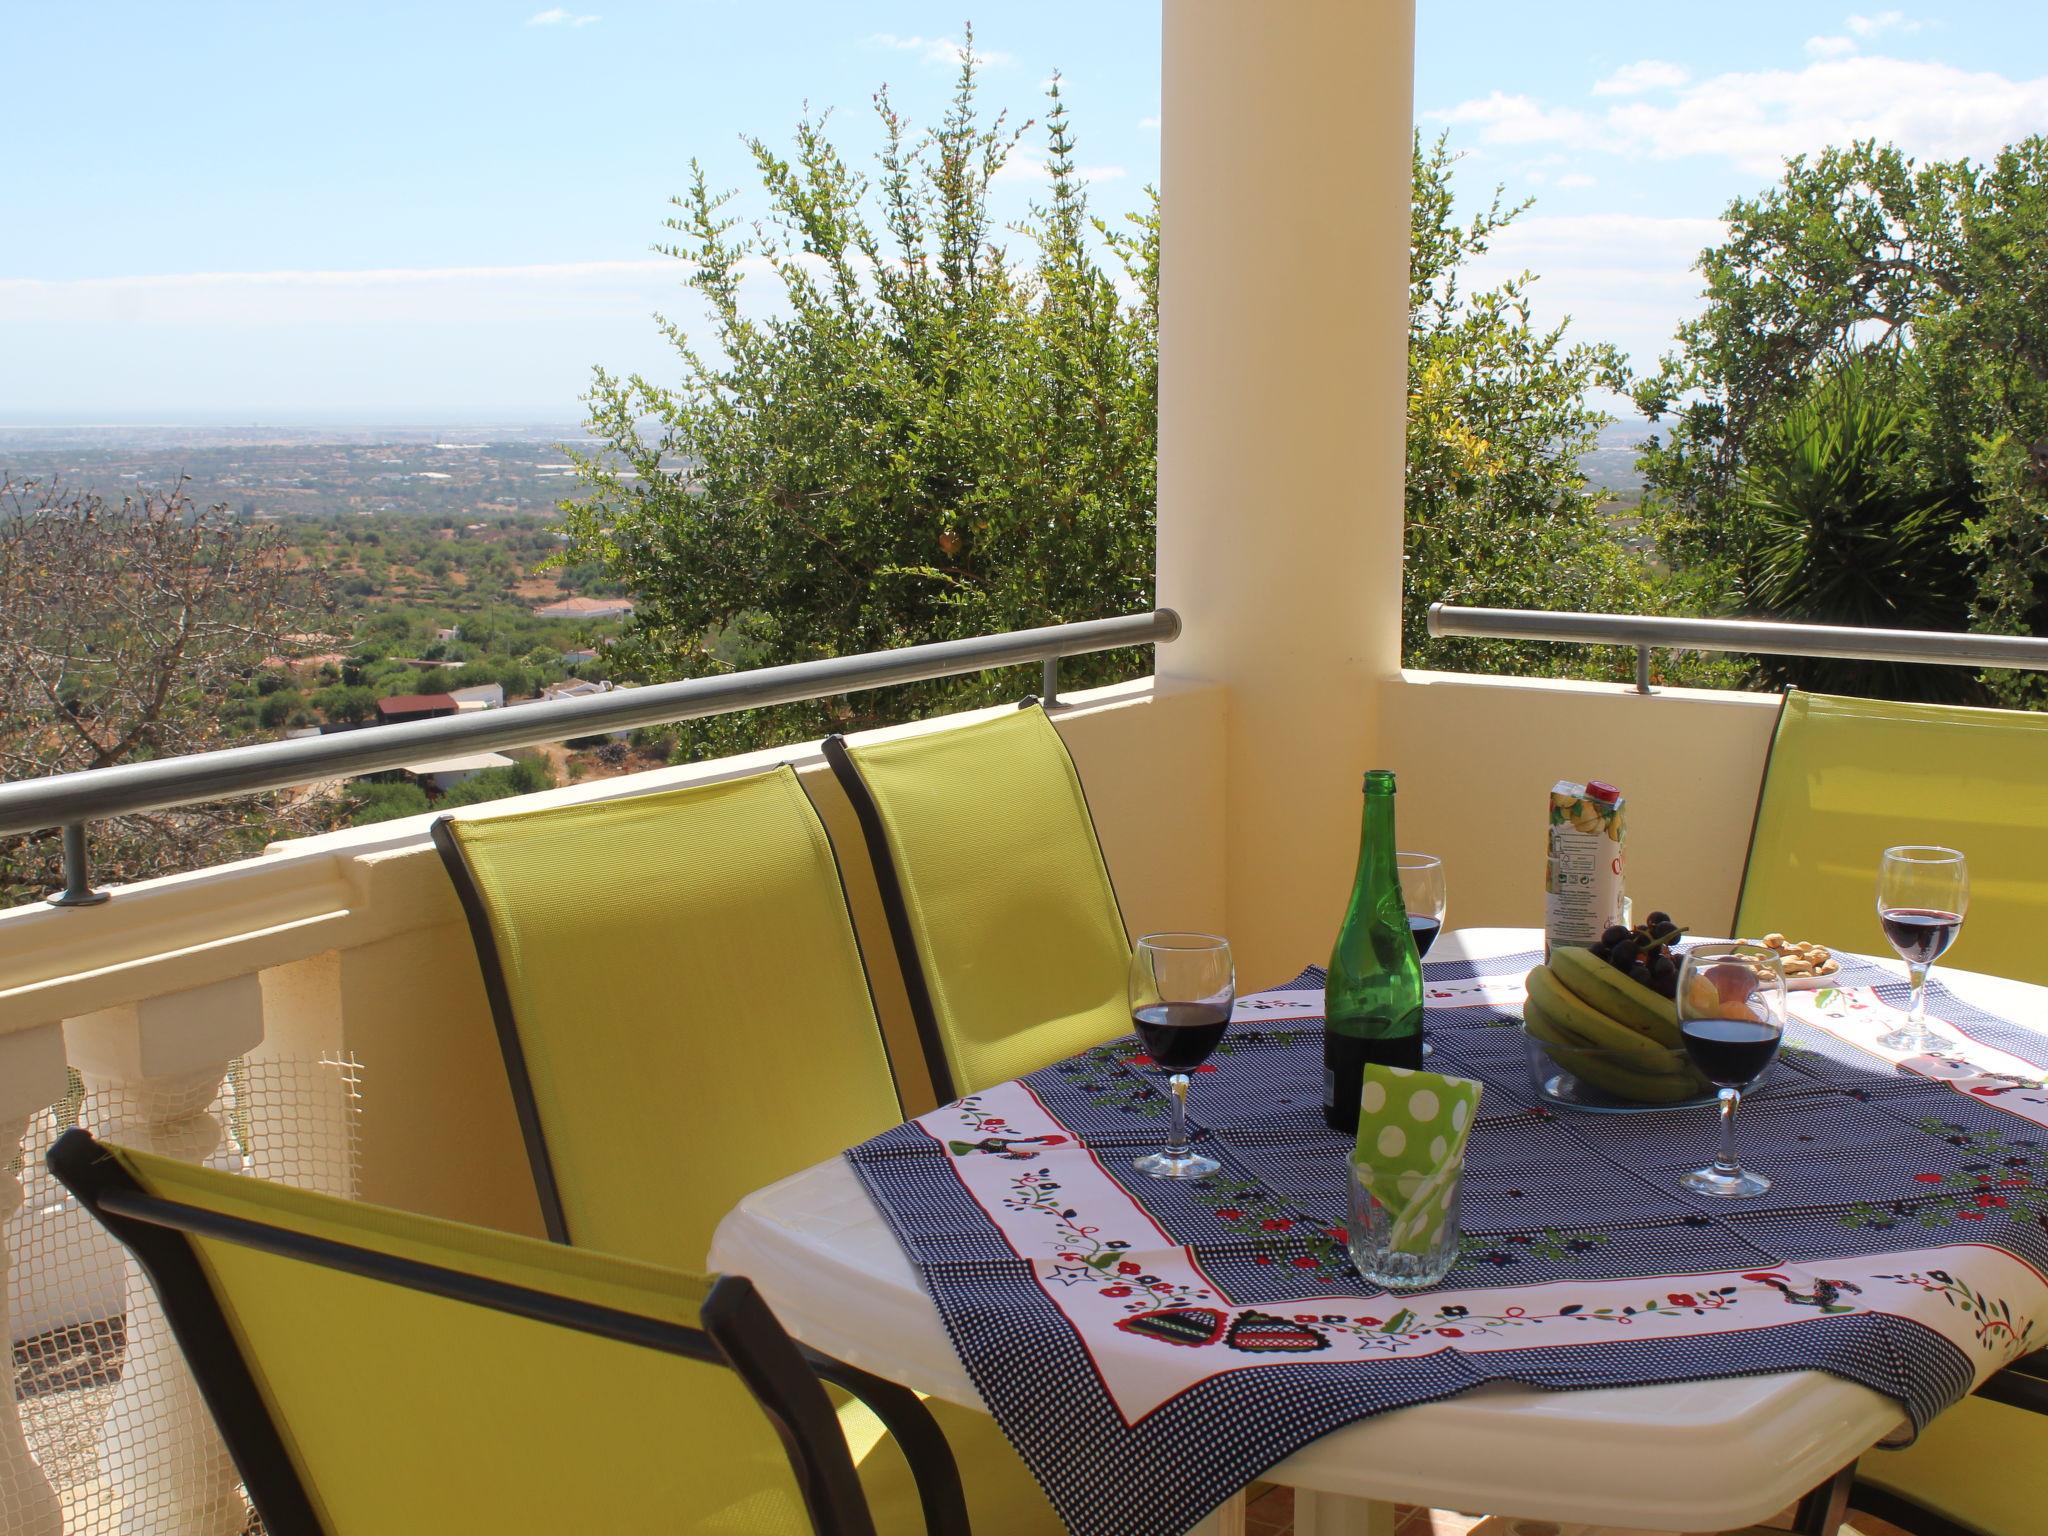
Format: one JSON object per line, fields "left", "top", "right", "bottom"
{"left": 1354, "top": 786, "right": 1400, "bottom": 901}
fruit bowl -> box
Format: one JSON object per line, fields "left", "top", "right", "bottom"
{"left": 1521, "top": 1025, "right": 1718, "bottom": 1115}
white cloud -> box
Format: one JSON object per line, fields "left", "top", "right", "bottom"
{"left": 0, "top": 260, "right": 703, "bottom": 419}
{"left": 1461, "top": 213, "right": 1730, "bottom": 370}
{"left": 1591, "top": 60, "right": 1689, "bottom": 96}
{"left": 1431, "top": 57, "right": 2048, "bottom": 177}
{"left": 1605, "top": 56, "right": 2048, "bottom": 174}
{"left": 525, "top": 8, "right": 599, "bottom": 25}
{"left": 1430, "top": 91, "right": 1595, "bottom": 146}
{"left": 1483, "top": 212, "right": 1726, "bottom": 266}
{"left": 1137, "top": 115, "right": 1159, "bottom": 133}
{"left": 1555, "top": 172, "right": 1597, "bottom": 189}
{"left": 1805, "top": 35, "right": 1859, "bottom": 59}
{"left": 1847, "top": 10, "right": 1923, "bottom": 39}
{"left": 0, "top": 260, "right": 681, "bottom": 332}
{"left": 865, "top": 33, "right": 1012, "bottom": 69}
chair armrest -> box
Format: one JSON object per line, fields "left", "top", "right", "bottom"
{"left": 805, "top": 1348, "right": 971, "bottom": 1536}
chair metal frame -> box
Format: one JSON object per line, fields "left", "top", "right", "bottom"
{"left": 49, "top": 1127, "right": 966, "bottom": 1536}
{"left": 823, "top": 699, "right": 1130, "bottom": 1107}
{"left": 1728, "top": 689, "right": 1793, "bottom": 938}
{"left": 430, "top": 812, "right": 574, "bottom": 1244}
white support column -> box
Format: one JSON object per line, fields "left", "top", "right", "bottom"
{"left": 1158, "top": 0, "right": 1417, "bottom": 982}
{"left": 65, "top": 974, "right": 264, "bottom": 1536}
{"left": 1, "top": 1024, "right": 72, "bottom": 1536}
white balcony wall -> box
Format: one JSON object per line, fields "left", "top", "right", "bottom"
{"left": 0, "top": 678, "right": 1227, "bottom": 1230}
{"left": 1382, "top": 673, "right": 1785, "bottom": 936}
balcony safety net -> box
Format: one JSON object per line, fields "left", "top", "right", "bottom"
{"left": 7, "top": 1054, "right": 362, "bottom": 1536}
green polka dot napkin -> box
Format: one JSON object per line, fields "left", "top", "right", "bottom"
{"left": 1348, "top": 1063, "right": 1484, "bottom": 1253}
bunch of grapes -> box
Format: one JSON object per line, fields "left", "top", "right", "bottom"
{"left": 1587, "top": 911, "right": 1686, "bottom": 999}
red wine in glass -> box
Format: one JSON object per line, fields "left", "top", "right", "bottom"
{"left": 1129, "top": 934, "right": 1234, "bottom": 1180}
{"left": 1407, "top": 914, "right": 1442, "bottom": 958}
{"left": 1132, "top": 1001, "right": 1230, "bottom": 1072}
{"left": 1680, "top": 1016, "right": 1783, "bottom": 1088}
{"left": 1879, "top": 908, "right": 1962, "bottom": 968}
{"left": 1674, "top": 946, "right": 1787, "bottom": 1199}
{"left": 1876, "top": 846, "right": 1969, "bottom": 1055}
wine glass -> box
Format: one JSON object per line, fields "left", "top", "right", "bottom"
{"left": 1129, "top": 934, "right": 1234, "bottom": 1180}
{"left": 1398, "top": 852, "right": 1446, "bottom": 1056}
{"left": 1397, "top": 852, "right": 1447, "bottom": 959}
{"left": 1675, "top": 944, "right": 1788, "bottom": 1198}
{"left": 1876, "top": 846, "right": 1969, "bottom": 1055}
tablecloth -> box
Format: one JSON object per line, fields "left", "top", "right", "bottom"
{"left": 845, "top": 945, "right": 2048, "bottom": 1536}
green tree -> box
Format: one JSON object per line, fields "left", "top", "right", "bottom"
{"left": 312, "top": 683, "right": 379, "bottom": 723}
{"left": 566, "top": 42, "right": 1157, "bottom": 758}
{"left": 1738, "top": 356, "right": 1971, "bottom": 699}
{"left": 436, "top": 755, "right": 555, "bottom": 808}
{"left": 346, "top": 780, "right": 431, "bottom": 825}
{"left": 1401, "top": 134, "right": 1665, "bottom": 681}
{"left": 1632, "top": 137, "right": 2048, "bottom": 700}
{"left": 569, "top": 60, "right": 1664, "bottom": 735}
{"left": 257, "top": 689, "right": 302, "bottom": 728}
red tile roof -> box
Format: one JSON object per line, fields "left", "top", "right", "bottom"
{"left": 377, "top": 693, "right": 458, "bottom": 715}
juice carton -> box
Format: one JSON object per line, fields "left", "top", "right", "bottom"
{"left": 1544, "top": 780, "right": 1627, "bottom": 953}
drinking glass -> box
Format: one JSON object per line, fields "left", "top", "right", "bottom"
{"left": 1397, "top": 852, "right": 1447, "bottom": 959}
{"left": 1347, "top": 1153, "right": 1464, "bottom": 1291}
{"left": 1876, "top": 846, "right": 1969, "bottom": 1055}
{"left": 1398, "top": 852, "right": 1445, "bottom": 1057}
{"left": 1675, "top": 944, "right": 1788, "bottom": 1198}
{"left": 1129, "top": 933, "right": 1234, "bottom": 1179}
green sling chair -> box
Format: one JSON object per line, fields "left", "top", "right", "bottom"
{"left": 432, "top": 766, "right": 1061, "bottom": 1533}
{"left": 1736, "top": 691, "right": 2048, "bottom": 1533}
{"left": 48, "top": 1128, "right": 967, "bottom": 1536}
{"left": 823, "top": 703, "right": 1133, "bottom": 1103}
{"left": 1850, "top": 1358, "right": 2048, "bottom": 1536}
{"left": 1735, "top": 689, "right": 2048, "bottom": 986}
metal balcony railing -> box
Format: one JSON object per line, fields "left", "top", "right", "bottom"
{"left": 0, "top": 609, "right": 1182, "bottom": 906}
{"left": 1427, "top": 604, "right": 2048, "bottom": 695}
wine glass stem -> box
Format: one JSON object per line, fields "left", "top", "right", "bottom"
{"left": 1907, "top": 963, "right": 1930, "bottom": 1029}
{"left": 1713, "top": 1087, "right": 1744, "bottom": 1178}
{"left": 1167, "top": 1073, "right": 1192, "bottom": 1158}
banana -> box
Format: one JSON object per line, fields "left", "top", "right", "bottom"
{"left": 1549, "top": 945, "right": 1683, "bottom": 1048}
{"left": 1525, "top": 998, "right": 1703, "bottom": 1103}
{"left": 1521, "top": 994, "right": 1604, "bottom": 1054}
{"left": 1575, "top": 1058, "right": 1706, "bottom": 1104}
{"left": 1525, "top": 965, "right": 1687, "bottom": 1074}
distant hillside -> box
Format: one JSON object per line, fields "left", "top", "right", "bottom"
{"left": 1580, "top": 416, "right": 1654, "bottom": 497}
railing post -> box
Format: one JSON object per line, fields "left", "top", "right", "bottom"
{"left": 2, "top": 1024, "right": 72, "bottom": 1536}
{"left": 1041, "top": 655, "right": 1060, "bottom": 708}
{"left": 64, "top": 975, "right": 264, "bottom": 1536}
{"left": 1636, "top": 645, "right": 1653, "bottom": 694}
{"left": 47, "top": 823, "right": 108, "bottom": 909}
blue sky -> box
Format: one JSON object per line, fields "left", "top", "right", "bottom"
{"left": 5, "top": 3, "right": 2046, "bottom": 422}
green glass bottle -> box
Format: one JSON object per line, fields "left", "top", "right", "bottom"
{"left": 1322, "top": 769, "right": 1425, "bottom": 1133}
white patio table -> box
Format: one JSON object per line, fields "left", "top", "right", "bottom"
{"left": 710, "top": 927, "right": 2039, "bottom": 1535}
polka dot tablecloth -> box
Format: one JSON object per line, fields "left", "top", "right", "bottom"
{"left": 845, "top": 956, "right": 2048, "bottom": 1536}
